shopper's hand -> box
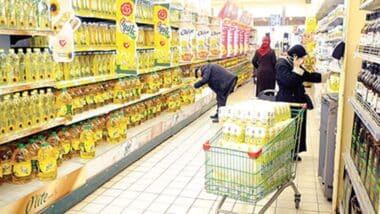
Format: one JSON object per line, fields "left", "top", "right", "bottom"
{"left": 301, "top": 103, "right": 307, "bottom": 109}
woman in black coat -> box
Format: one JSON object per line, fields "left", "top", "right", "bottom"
{"left": 276, "top": 45, "right": 330, "bottom": 160}
{"left": 252, "top": 36, "right": 277, "bottom": 96}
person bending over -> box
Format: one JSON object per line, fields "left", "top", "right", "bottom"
{"left": 193, "top": 64, "right": 237, "bottom": 123}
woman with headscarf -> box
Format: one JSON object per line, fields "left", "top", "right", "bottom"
{"left": 252, "top": 36, "right": 277, "bottom": 96}
{"left": 276, "top": 44, "right": 331, "bottom": 161}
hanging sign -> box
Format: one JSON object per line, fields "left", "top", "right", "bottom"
{"left": 179, "top": 12, "right": 195, "bottom": 63}
{"left": 116, "top": 0, "right": 138, "bottom": 73}
{"left": 153, "top": 2, "right": 171, "bottom": 66}
{"left": 49, "top": 0, "right": 81, "bottom": 62}
{"left": 209, "top": 18, "right": 221, "bottom": 58}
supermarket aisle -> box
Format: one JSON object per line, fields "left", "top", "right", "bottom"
{"left": 68, "top": 82, "right": 332, "bottom": 214}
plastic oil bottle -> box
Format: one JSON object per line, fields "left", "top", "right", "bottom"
{"left": 17, "top": 49, "right": 26, "bottom": 83}
{"left": 21, "top": 91, "right": 33, "bottom": 127}
{"left": 6, "top": 49, "right": 20, "bottom": 83}
{"left": 3, "top": 94, "right": 16, "bottom": 133}
{"left": 26, "top": 139, "right": 39, "bottom": 178}
{"left": 80, "top": 125, "right": 96, "bottom": 159}
{"left": 30, "top": 90, "right": 41, "bottom": 125}
{"left": 0, "top": 0, "right": 6, "bottom": 28}
{"left": 34, "top": 49, "right": 44, "bottom": 80}
{"left": 58, "top": 127, "right": 72, "bottom": 160}
{"left": 106, "top": 114, "right": 120, "bottom": 144}
{"left": 47, "top": 132, "right": 62, "bottom": 166}
{"left": 0, "top": 49, "right": 6, "bottom": 85}
{"left": 0, "top": 96, "right": 5, "bottom": 136}
{"left": 38, "top": 89, "right": 48, "bottom": 122}
{"left": 56, "top": 88, "right": 73, "bottom": 118}
{"left": 70, "top": 125, "right": 82, "bottom": 156}
{"left": 12, "top": 92, "right": 24, "bottom": 130}
{"left": 37, "top": 142, "right": 58, "bottom": 181}
{"left": 0, "top": 145, "right": 13, "bottom": 183}
{"left": 24, "top": 48, "right": 33, "bottom": 82}
{"left": 46, "top": 88, "right": 56, "bottom": 120}
{"left": 12, "top": 144, "right": 32, "bottom": 184}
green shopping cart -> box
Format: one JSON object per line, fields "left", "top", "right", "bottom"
{"left": 203, "top": 107, "right": 305, "bottom": 214}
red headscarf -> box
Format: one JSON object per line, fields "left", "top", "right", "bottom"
{"left": 257, "top": 36, "right": 271, "bottom": 56}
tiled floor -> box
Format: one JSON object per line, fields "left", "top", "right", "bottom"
{"left": 67, "top": 82, "right": 333, "bottom": 214}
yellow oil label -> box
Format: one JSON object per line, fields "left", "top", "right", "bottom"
{"left": 83, "top": 140, "right": 95, "bottom": 152}
{"left": 39, "top": 159, "right": 57, "bottom": 173}
{"left": 2, "top": 161, "right": 12, "bottom": 175}
{"left": 14, "top": 162, "right": 32, "bottom": 177}
{"left": 62, "top": 141, "right": 71, "bottom": 154}
{"left": 116, "top": 0, "right": 138, "bottom": 72}
{"left": 154, "top": 3, "right": 171, "bottom": 66}
{"left": 96, "top": 130, "right": 103, "bottom": 141}
{"left": 72, "top": 139, "right": 80, "bottom": 151}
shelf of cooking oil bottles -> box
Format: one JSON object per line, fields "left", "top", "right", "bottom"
{"left": 72, "top": 0, "right": 116, "bottom": 21}
{"left": 0, "top": 0, "right": 53, "bottom": 36}
{"left": 0, "top": 66, "right": 194, "bottom": 144}
{"left": 0, "top": 84, "right": 196, "bottom": 184}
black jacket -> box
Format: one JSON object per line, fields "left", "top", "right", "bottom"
{"left": 194, "top": 64, "right": 237, "bottom": 94}
{"left": 275, "top": 57, "right": 321, "bottom": 109}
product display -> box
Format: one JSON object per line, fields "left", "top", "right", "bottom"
{"left": 0, "top": 1, "right": 255, "bottom": 213}
{"left": 351, "top": 115, "right": 380, "bottom": 212}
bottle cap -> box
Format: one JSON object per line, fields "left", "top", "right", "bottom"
{"left": 18, "top": 144, "right": 25, "bottom": 149}
{"left": 41, "top": 142, "right": 49, "bottom": 147}
{"left": 51, "top": 131, "right": 58, "bottom": 136}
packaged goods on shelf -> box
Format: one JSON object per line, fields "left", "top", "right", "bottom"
{"left": 170, "top": 6, "right": 181, "bottom": 27}
{"left": 73, "top": 0, "right": 116, "bottom": 19}
{"left": 138, "top": 27, "right": 154, "bottom": 47}
{"left": 0, "top": 48, "right": 56, "bottom": 84}
{"left": 137, "top": 49, "right": 155, "bottom": 70}
{"left": 0, "top": 89, "right": 56, "bottom": 136}
{"left": 179, "top": 12, "right": 195, "bottom": 63}
{"left": 61, "top": 51, "right": 116, "bottom": 81}
{"left": 358, "top": 11, "right": 380, "bottom": 54}
{"left": 209, "top": 18, "right": 222, "bottom": 58}
{"left": 195, "top": 15, "right": 211, "bottom": 60}
{"left": 74, "top": 22, "right": 116, "bottom": 50}
{"left": 136, "top": 0, "right": 153, "bottom": 24}
{"left": 141, "top": 72, "right": 162, "bottom": 94}
{"left": 0, "top": 0, "right": 51, "bottom": 30}
{"left": 351, "top": 115, "right": 380, "bottom": 213}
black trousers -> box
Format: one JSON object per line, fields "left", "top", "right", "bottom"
{"left": 216, "top": 79, "right": 237, "bottom": 114}
{"left": 291, "top": 106, "right": 307, "bottom": 154}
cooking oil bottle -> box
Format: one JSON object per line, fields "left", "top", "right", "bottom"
{"left": 7, "top": 49, "right": 20, "bottom": 83}
{"left": 34, "top": 49, "right": 44, "bottom": 80}
{"left": 47, "top": 132, "right": 62, "bottom": 166}
{"left": 58, "top": 127, "right": 72, "bottom": 160}
{"left": 113, "top": 79, "right": 124, "bottom": 104}
{"left": 3, "top": 94, "right": 16, "bottom": 133}
{"left": 17, "top": 49, "right": 26, "bottom": 82}
{"left": 80, "top": 125, "right": 96, "bottom": 159}
{"left": 30, "top": 90, "right": 41, "bottom": 125}
{"left": 106, "top": 114, "right": 120, "bottom": 144}
{"left": 0, "top": 145, "right": 13, "bottom": 183}
{"left": 12, "top": 144, "right": 32, "bottom": 184}
{"left": 12, "top": 93, "right": 24, "bottom": 130}
{"left": 38, "top": 89, "right": 48, "bottom": 122}
{"left": 56, "top": 88, "right": 73, "bottom": 118}
{"left": 42, "top": 49, "right": 51, "bottom": 80}
{"left": 26, "top": 139, "right": 39, "bottom": 178}
{"left": 21, "top": 91, "right": 33, "bottom": 127}
{"left": 0, "top": 0, "right": 6, "bottom": 28}
{"left": 37, "top": 142, "right": 58, "bottom": 181}
{"left": 8, "top": 0, "right": 17, "bottom": 28}
{"left": 24, "top": 48, "right": 33, "bottom": 82}
{"left": 70, "top": 125, "right": 81, "bottom": 156}
{"left": 0, "top": 49, "right": 6, "bottom": 85}
{"left": 46, "top": 88, "right": 56, "bottom": 120}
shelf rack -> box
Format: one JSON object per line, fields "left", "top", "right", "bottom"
{"left": 318, "top": 16, "right": 344, "bottom": 33}
{"left": 75, "top": 12, "right": 116, "bottom": 21}
{"left": 349, "top": 96, "right": 380, "bottom": 140}
{"left": 0, "top": 29, "right": 54, "bottom": 36}
{"left": 343, "top": 153, "right": 376, "bottom": 214}
{"left": 360, "top": 0, "right": 380, "bottom": 11}
{"left": 56, "top": 74, "right": 129, "bottom": 89}
{"left": 0, "top": 80, "right": 56, "bottom": 96}
{"left": 0, "top": 117, "right": 66, "bottom": 146}
{"left": 355, "top": 51, "right": 380, "bottom": 64}
{"left": 75, "top": 46, "right": 116, "bottom": 52}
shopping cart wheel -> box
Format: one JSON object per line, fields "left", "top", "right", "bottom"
{"left": 294, "top": 193, "right": 301, "bottom": 209}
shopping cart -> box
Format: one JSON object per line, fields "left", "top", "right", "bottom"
{"left": 203, "top": 106, "right": 304, "bottom": 214}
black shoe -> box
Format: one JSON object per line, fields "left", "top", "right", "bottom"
{"left": 293, "top": 155, "right": 302, "bottom": 161}
{"left": 212, "top": 118, "right": 219, "bottom": 123}
{"left": 210, "top": 114, "right": 218, "bottom": 119}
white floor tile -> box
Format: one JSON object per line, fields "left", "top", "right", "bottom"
{"left": 100, "top": 205, "right": 125, "bottom": 213}
{"left": 82, "top": 203, "right": 106, "bottom": 214}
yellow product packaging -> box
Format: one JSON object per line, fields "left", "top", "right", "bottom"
{"left": 80, "top": 125, "right": 96, "bottom": 159}
{"left": 195, "top": 18, "right": 211, "bottom": 60}
{"left": 12, "top": 144, "right": 32, "bottom": 184}
{"left": 179, "top": 12, "right": 195, "bottom": 63}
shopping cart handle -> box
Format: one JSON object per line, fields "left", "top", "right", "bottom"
{"left": 248, "top": 148, "right": 262, "bottom": 159}
{"left": 203, "top": 141, "right": 211, "bottom": 150}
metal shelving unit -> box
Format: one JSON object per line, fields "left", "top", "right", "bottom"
{"left": 343, "top": 153, "right": 376, "bottom": 214}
